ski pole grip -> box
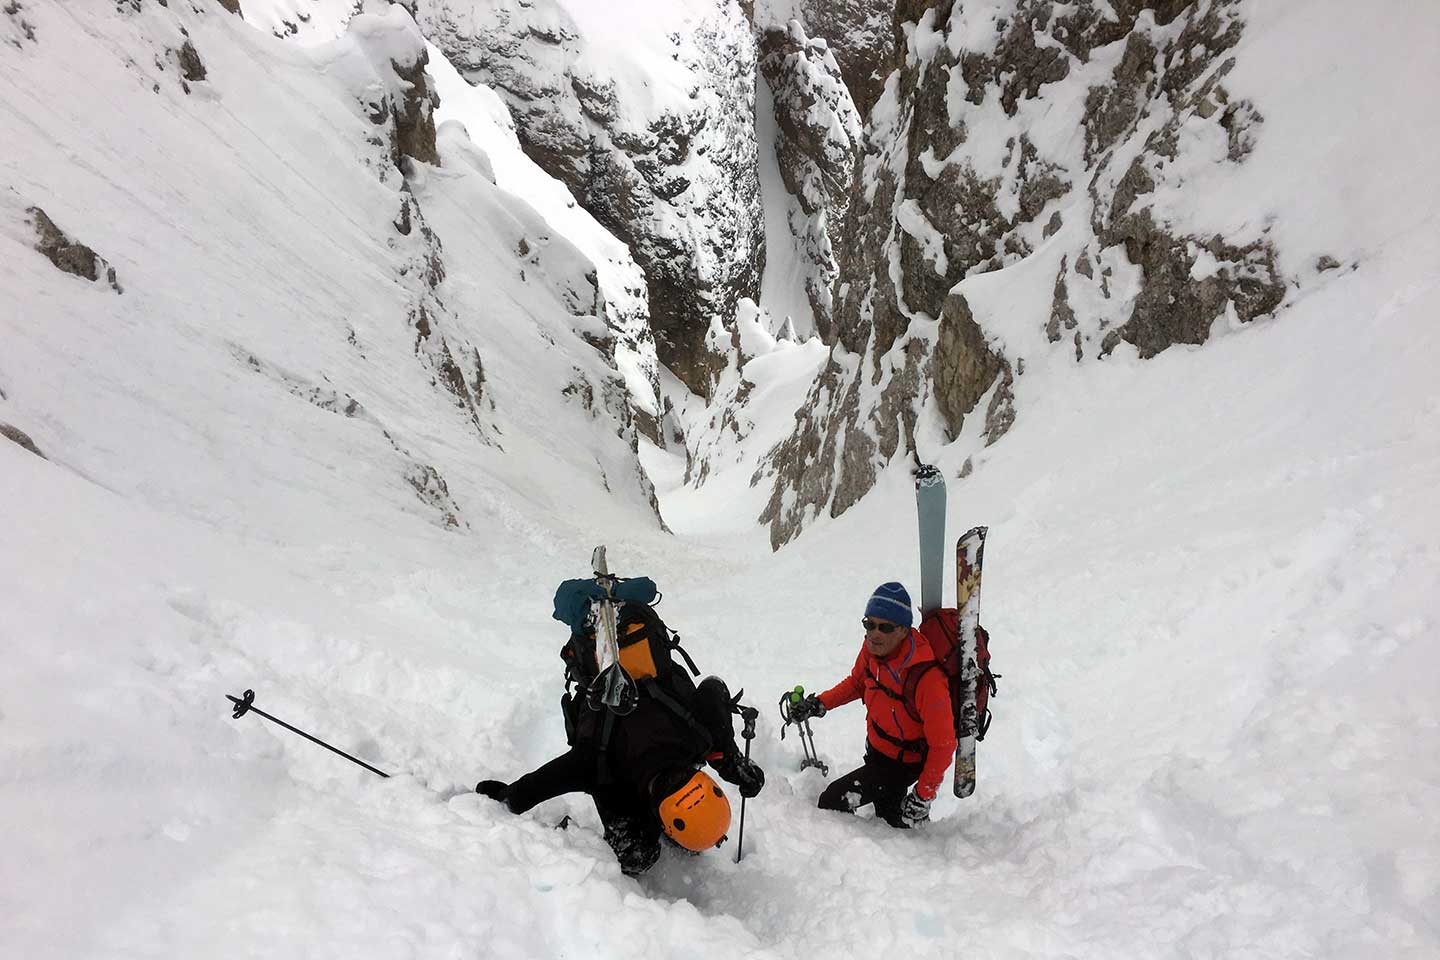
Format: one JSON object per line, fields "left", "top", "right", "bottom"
{"left": 229, "top": 689, "right": 255, "bottom": 719}
{"left": 738, "top": 705, "right": 758, "bottom": 740}
{"left": 789, "top": 685, "right": 804, "bottom": 703}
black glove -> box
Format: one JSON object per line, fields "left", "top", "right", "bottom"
{"left": 900, "top": 789, "right": 931, "bottom": 828}
{"left": 787, "top": 693, "right": 826, "bottom": 723}
{"left": 475, "top": 779, "right": 510, "bottom": 803}
{"left": 712, "top": 752, "right": 765, "bottom": 799}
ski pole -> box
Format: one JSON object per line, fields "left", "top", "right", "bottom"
{"left": 778, "top": 687, "right": 829, "bottom": 776}
{"left": 734, "top": 702, "right": 759, "bottom": 864}
{"left": 226, "top": 689, "right": 390, "bottom": 779}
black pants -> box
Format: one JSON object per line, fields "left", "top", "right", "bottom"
{"left": 505, "top": 676, "right": 739, "bottom": 876}
{"left": 817, "top": 745, "right": 924, "bottom": 829}
{"left": 503, "top": 745, "right": 662, "bottom": 875}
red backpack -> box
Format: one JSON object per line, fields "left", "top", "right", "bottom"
{"left": 915, "top": 609, "right": 997, "bottom": 741}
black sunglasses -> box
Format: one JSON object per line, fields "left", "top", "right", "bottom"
{"left": 861, "top": 618, "right": 902, "bottom": 634}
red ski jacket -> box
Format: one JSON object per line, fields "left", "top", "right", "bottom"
{"left": 817, "top": 629, "right": 957, "bottom": 801}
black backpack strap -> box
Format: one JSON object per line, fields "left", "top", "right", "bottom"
{"left": 668, "top": 632, "right": 700, "bottom": 677}
{"left": 868, "top": 720, "right": 928, "bottom": 762}
{"left": 896, "top": 661, "right": 940, "bottom": 724}
{"left": 869, "top": 677, "right": 910, "bottom": 711}
{"left": 642, "top": 677, "right": 715, "bottom": 753}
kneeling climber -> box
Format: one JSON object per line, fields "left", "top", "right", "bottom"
{"left": 477, "top": 572, "right": 764, "bottom": 876}
{"left": 787, "top": 582, "right": 955, "bottom": 829}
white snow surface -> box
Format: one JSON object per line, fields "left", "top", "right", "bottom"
{"left": 424, "top": 43, "right": 661, "bottom": 417}
{"left": 4, "top": 3, "right": 1440, "bottom": 960}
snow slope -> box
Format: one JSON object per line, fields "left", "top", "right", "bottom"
{"left": 3, "top": 2, "right": 1440, "bottom": 959}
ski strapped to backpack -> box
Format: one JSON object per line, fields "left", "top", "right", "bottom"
{"left": 899, "top": 611, "right": 998, "bottom": 738}
{"left": 948, "top": 526, "right": 992, "bottom": 797}
{"left": 552, "top": 550, "right": 712, "bottom": 763}
{"left": 912, "top": 462, "right": 997, "bottom": 798}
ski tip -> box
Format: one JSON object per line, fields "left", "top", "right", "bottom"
{"left": 913, "top": 462, "right": 942, "bottom": 486}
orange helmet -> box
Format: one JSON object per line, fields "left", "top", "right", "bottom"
{"left": 656, "top": 769, "right": 731, "bottom": 851}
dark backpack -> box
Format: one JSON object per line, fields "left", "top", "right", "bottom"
{"left": 560, "top": 601, "right": 698, "bottom": 686}
{"left": 559, "top": 601, "right": 704, "bottom": 747}
{"left": 911, "top": 609, "right": 997, "bottom": 742}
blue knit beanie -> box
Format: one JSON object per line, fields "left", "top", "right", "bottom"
{"left": 864, "top": 582, "right": 913, "bottom": 628}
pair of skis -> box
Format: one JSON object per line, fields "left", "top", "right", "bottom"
{"left": 914, "top": 461, "right": 988, "bottom": 799}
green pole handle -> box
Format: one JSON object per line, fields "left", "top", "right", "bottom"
{"left": 788, "top": 685, "right": 804, "bottom": 703}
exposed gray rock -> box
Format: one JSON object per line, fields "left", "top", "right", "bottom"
{"left": 1220, "top": 94, "right": 1262, "bottom": 161}
{"left": 1083, "top": 31, "right": 1158, "bottom": 163}
{"left": 959, "top": 7, "right": 1071, "bottom": 115}
{"left": 1102, "top": 210, "right": 1284, "bottom": 359}
{"left": 28, "top": 207, "right": 123, "bottom": 293}
{"left": 392, "top": 191, "right": 497, "bottom": 443}
{"left": 755, "top": 352, "right": 859, "bottom": 547}
{"left": 933, "top": 293, "right": 1004, "bottom": 442}
{"left": 1045, "top": 257, "right": 1078, "bottom": 348}
{"left": 1016, "top": 135, "right": 1070, "bottom": 224}
{"left": 419, "top": 0, "right": 763, "bottom": 400}
{"left": 758, "top": 19, "right": 861, "bottom": 339}
{"left": 683, "top": 376, "right": 758, "bottom": 488}
{"left": 757, "top": 1, "right": 1077, "bottom": 547}
{"left": 236, "top": 348, "right": 376, "bottom": 423}
{"left": 759, "top": 0, "right": 1292, "bottom": 547}
{"left": 790, "top": 0, "right": 893, "bottom": 118}
{"left": 562, "top": 363, "right": 669, "bottom": 529}
{"left": 404, "top": 461, "right": 464, "bottom": 529}
{"left": 632, "top": 407, "right": 662, "bottom": 446}
{"left": 983, "top": 361, "right": 1016, "bottom": 444}
{"left": 390, "top": 51, "right": 440, "bottom": 167}
{"left": 177, "top": 39, "right": 206, "bottom": 82}
{"left": 1, "top": 422, "right": 44, "bottom": 459}
{"left": 4, "top": 0, "right": 37, "bottom": 44}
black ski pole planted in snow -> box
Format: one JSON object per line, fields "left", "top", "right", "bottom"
{"left": 734, "top": 701, "right": 759, "bottom": 864}
{"left": 226, "top": 689, "right": 390, "bottom": 779}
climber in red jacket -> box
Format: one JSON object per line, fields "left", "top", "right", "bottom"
{"left": 788, "top": 582, "right": 956, "bottom": 828}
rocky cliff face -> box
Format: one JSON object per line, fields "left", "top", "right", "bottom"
{"left": 756, "top": 0, "right": 893, "bottom": 119}
{"left": 415, "top": 0, "right": 764, "bottom": 400}
{"left": 341, "top": 14, "right": 499, "bottom": 449}
{"left": 758, "top": 0, "right": 1290, "bottom": 548}
{"left": 757, "top": 18, "right": 862, "bottom": 340}
{"left": 796, "top": 0, "right": 892, "bottom": 118}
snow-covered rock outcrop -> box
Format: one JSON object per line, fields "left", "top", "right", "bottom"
{"left": 756, "top": 0, "right": 893, "bottom": 118}
{"left": 757, "top": 0, "right": 1299, "bottom": 548}
{"left": 1, "top": 0, "right": 665, "bottom": 537}
{"left": 414, "top": 0, "right": 765, "bottom": 401}
{"left": 756, "top": 18, "right": 862, "bottom": 341}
